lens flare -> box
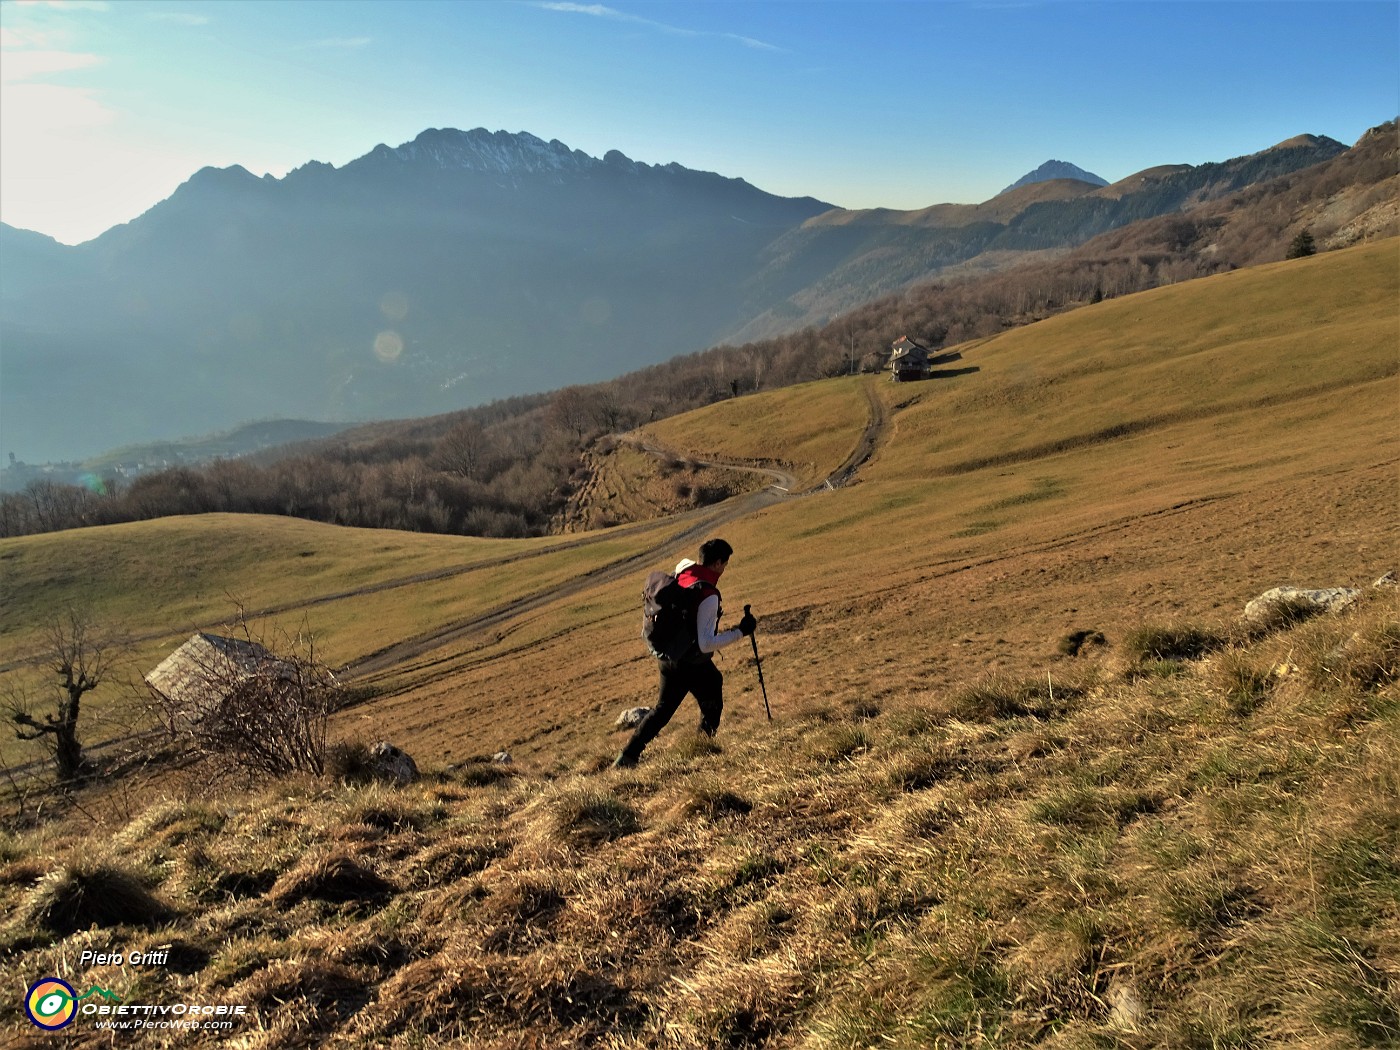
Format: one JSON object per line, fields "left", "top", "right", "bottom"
{"left": 78, "top": 473, "right": 106, "bottom": 495}
{"left": 373, "top": 330, "right": 405, "bottom": 363}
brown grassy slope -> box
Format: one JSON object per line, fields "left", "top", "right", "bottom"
{"left": 638, "top": 376, "right": 873, "bottom": 492}
{"left": 0, "top": 241, "right": 1396, "bottom": 1050}
{"left": 0, "top": 510, "right": 703, "bottom": 768}
{"left": 340, "top": 239, "right": 1397, "bottom": 774}
{"left": 0, "top": 590, "right": 1394, "bottom": 1049}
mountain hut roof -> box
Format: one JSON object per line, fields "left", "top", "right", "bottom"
{"left": 144, "top": 632, "right": 292, "bottom": 716}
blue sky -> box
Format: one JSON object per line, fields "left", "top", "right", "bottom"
{"left": 2, "top": 0, "right": 1396, "bottom": 244}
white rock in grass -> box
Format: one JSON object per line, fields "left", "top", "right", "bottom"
{"left": 1243, "top": 586, "right": 1360, "bottom": 622}
{"left": 614, "top": 707, "right": 651, "bottom": 729}
{"left": 1106, "top": 981, "right": 1147, "bottom": 1028}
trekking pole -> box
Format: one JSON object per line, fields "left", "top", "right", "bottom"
{"left": 744, "top": 605, "right": 772, "bottom": 721}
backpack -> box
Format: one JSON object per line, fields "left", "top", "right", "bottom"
{"left": 642, "top": 571, "right": 714, "bottom": 661}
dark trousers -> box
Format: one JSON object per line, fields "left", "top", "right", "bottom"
{"left": 621, "top": 657, "right": 723, "bottom": 760}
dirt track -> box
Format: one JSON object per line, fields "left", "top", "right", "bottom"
{"left": 343, "top": 388, "right": 890, "bottom": 682}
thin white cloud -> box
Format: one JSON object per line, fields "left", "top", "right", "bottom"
{"left": 0, "top": 8, "right": 110, "bottom": 129}
{"left": 1, "top": 79, "right": 112, "bottom": 127}
{"left": 303, "top": 36, "right": 373, "bottom": 50}
{"left": 145, "top": 11, "right": 211, "bottom": 26}
{"left": 538, "top": 2, "right": 783, "bottom": 52}
{"left": 12, "top": 1, "right": 111, "bottom": 10}
{"left": 0, "top": 48, "right": 101, "bottom": 83}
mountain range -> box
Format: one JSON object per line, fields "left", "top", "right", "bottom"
{"left": 0, "top": 127, "right": 1349, "bottom": 462}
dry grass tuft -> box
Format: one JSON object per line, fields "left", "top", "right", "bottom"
{"left": 680, "top": 778, "right": 754, "bottom": 819}
{"left": 1237, "top": 594, "right": 1326, "bottom": 638}
{"left": 20, "top": 858, "right": 174, "bottom": 935}
{"left": 0, "top": 857, "right": 48, "bottom": 888}
{"left": 362, "top": 947, "right": 485, "bottom": 1039}
{"left": 450, "top": 759, "right": 519, "bottom": 788}
{"left": 1122, "top": 622, "right": 1226, "bottom": 663}
{"left": 545, "top": 784, "right": 641, "bottom": 845}
{"left": 664, "top": 734, "right": 726, "bottom": 767}
{"left": 1029, "top": 784, "right": 1159, "bottom": 830}
{"left": 325, "top": 741, "right": 379, "bottom": 785}
{"left": 339, "top": 790, "right": 445, "bottom": 835}
{"left": 1057, "top": 629, "right": 1107, "bottom": 657}
{"left": 949, "top": 673, "right": 1085, "bottom": 721}
{"left": 409, "top": 836, "right": 511, "bottom": 888}
{"left": 804, "top": 723, "right": 873, "bottom": 764}
{"left": 884, "top": 743, "right": 1002, "bottom": 793}
{"left": 1319, "top": 619, "right": 1400, "bottom": 693}
{"left": 268, "top": 850, "right": 396, "bottom": 907}
{"left": 1210, "top": 649, "right": 1276, "bottom": 716}
{"left": 233, "top": 957, "right": 369, "bottom": 1033}
{"left": 665, "top": 959, "right": 807, "bottom": 1048}
{"left": 364, "top": 942, "right": 647, "bottom": 1042}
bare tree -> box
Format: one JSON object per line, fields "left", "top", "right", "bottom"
{"left": 590, "top": 388, "right": 629, "bottom": 434}
{"left": 10, "top": 608, "right": 115, "bottom": 781}
{"left": 547, "top": 387, "right": 599, "bottom": 442}
{"left": 433, "top": 419, "right": 490, "bottom": 479}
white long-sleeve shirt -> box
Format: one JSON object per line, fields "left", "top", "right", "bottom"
{"left": 696, "top": 593, "right": 743, "bottom": 654}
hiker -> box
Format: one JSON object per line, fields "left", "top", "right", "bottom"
{"left": 613, "top": 538, "right": 756, "bottom": 768}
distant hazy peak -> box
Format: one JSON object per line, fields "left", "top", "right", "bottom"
{"left": 335, "top": 127, "right": 667, "bottom": 180}
{"left": 374, "top": 127, "right": 596, "bottom": 174}
{"left": 185, "top": 163, "right": 260, "bottom": 185}
{"left": 313, "top": 127, "right": 820, "bottom": 203}
{"left": 1002, "top": 160, "right": 1109, "bottom": 194}
{"left": 0, "top": 221, "right": 64, "bottom": 246}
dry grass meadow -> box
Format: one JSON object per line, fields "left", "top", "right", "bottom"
{"left": 0, "top": 239, "right": 1396, "bottom": 1047}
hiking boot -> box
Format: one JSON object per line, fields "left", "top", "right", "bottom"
{"left": 611, "top": 751, "right": 639, "bottom": 770}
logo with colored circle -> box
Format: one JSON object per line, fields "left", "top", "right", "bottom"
{"left": 25, "top": 978, "right": 77, "bottom": 1030}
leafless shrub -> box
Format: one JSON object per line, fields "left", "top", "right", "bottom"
{"left": 146, "top": 616, "right": 341, "bottom": 781}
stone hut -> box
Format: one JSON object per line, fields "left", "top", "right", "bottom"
{"left": 145, "top": 632, "right": 295, "bottom": 732}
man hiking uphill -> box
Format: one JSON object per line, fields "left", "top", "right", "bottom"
{"left": 613, "top": 538, "right": 757, "bottom": 769}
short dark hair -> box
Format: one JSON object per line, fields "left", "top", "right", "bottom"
{"left": 699, "top": 538, "right": 733, "bottom": 566}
